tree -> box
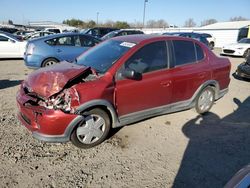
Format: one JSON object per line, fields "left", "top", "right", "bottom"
{"left": 146, "top": 19, "right": 168, "bottom": 28}
{"left": 103, "top": 20, "right": 115, "bottom": 27}
{"left": 230, "top": 16, "right": 248, "bottom": 21}
{"left": 86, "top": 20, "right": 96, "bottom": 28}
{"left": 62, "top": 19, "right": 85, "bottom": 28}
{"left": 114, "top": 21, "right": 130, "bottom": 29}
{"left": 200, "top": 19, "right": 217, "bottom": 26}
{"left": 8, "top": 20, "right": 13, "bottom": 25}
{"left": 184, "top": 18, "right": 196, "bottom": 27}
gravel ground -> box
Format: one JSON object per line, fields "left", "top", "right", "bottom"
{"left": 0, "top": 49, "right": 249, "bottom": 188}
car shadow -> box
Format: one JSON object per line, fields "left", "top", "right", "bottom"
{"left": 0, "top": 58, "right": 23, "bottom": 61}
{"left": 0, "top": 79, "right": 22, "bottom": 90}
{"left": 172, "top": 97, "right": 250, "bottom": 188}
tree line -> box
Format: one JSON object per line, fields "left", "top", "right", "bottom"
{"left": 63, "top": 16, "right": 249, "bottom": 29}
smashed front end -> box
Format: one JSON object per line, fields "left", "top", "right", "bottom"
{"left": 16, "top": 62, "right": 98, "bottom": 142}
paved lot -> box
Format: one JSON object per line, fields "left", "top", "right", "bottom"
{"left": 0, "top": 49, "right": 249, "bottom": 188}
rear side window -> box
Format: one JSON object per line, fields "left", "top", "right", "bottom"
{"left": 173, "top": 40, "right": 196, "bottom": 66}
{"left": 46, "top": 36, "right": 73, "bottom": 46}
{"left": 195, "top": 43, "right": 204, "bottom": 61}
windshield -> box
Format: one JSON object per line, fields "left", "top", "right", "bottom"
{"left": 76, "top": 40, "right": 135, "bottom": 74}
{"left": 239, "top": 38, "right": 250, "bottom": 44}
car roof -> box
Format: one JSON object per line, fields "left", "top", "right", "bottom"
{"left": 28, "top": 33, "right": 99, "bottom": 42}
{"left": 111, "top": 34, "right": 195, "bottom": 44}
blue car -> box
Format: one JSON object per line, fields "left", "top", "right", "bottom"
{"left": 24, "top": 33, "right": 101, "bottom": 68}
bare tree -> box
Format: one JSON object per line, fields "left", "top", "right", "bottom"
{"left": 146, "top": 19, "right": 168, "bottom": 28}
{"left": 184, "top": 18, "right": 196, "bottom": 27}
{"left": 103, "top": 20, "right": 115, "bottom": 27}
{"left": 230, "top": 16, "right": 249, "bottom": 21}
{"left": 200, "top": 19, "right": 217, "bottom": 26}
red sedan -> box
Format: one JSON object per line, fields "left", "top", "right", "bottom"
{"left": 16, "top": 35, "right": 231, "bottom": 148}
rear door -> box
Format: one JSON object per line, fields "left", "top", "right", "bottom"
{"left": 170, "top": 40, "right": 211, "bottom": 103}
{"left": 115, "top": 41, "right": 173, "bottom": 117}
{"left": 53, "top": 35, "right": 86, "bottom": 62}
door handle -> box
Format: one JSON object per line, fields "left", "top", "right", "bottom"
{"left": 57, "top": 49, "right": 62, "bottom": 53}
{"left": 160, "top": 81, "right": 171, "bottom": 87}
{"left": 198, "top": 72, "right": 206, "bottom": 78}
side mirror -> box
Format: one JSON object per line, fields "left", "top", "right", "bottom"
{"left": 121, "top": 68, "right": 142, "bottom": 80}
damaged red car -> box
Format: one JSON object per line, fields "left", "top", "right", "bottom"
{"left": 16, "top": 35, "right": 231, "bottom": 148}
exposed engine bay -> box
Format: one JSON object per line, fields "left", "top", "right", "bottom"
{"left": 22, "top": 65, "right": 98, "bottom": 114}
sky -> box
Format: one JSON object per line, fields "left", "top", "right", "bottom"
{"left": 0, "top": 0, "right": 250, "bottom": 27}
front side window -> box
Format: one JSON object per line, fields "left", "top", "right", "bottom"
{"left": 79, "top": 36, "right": 99, "bottom": 47}
{"left": 122, "top": 41, "right": 168, "bottom": 74}
{"left": 173, "top": 40, "right": 196, "bottom": 66}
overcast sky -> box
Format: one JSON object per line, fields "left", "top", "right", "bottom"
{"left": 1, "top": 0, "right": 249, "bottom": 26}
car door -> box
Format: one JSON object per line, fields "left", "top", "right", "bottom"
{"left": 0, "top": 35, "right": 20, "bottom": 58}
{"left": 53, "top": 35, "right": 85, "bottom": 62}
{"left": 115, "top": 41, "right": 173, "bottom": 117}
{"left": 170, "top": 40, "right": 211, "bottom": 103}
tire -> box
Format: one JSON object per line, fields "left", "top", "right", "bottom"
{"left": 209, "top": 42, "right": 214, "bottom": 50}
{"left": 70, "top": 108, "right": 111, "bottom": 149}
{"left": 243, "top": 49, "right": 250, "bottom": 59}
{"left": 195, "top": 87, "right": 215, "bottom": 114}
{"left": 42, "top": 58, "right": 58, "bottom": 67}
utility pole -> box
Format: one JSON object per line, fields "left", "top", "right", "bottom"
{"left": 96, "top": 12, "right": 99, "bottom": 26}
{"left": 143, "top": 0, "right": 148, "bottom": 28}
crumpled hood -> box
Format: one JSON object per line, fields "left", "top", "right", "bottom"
{"left": 24, "top": 61, "right": 90, "bottom": 98}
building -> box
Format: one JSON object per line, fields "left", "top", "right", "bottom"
{"left": 142, "top": 21, "right": 250, "bottom": 48}
{"left": 28, "top": 21, "right": 76, "bottom": 31}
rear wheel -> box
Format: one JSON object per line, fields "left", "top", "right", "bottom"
{"left": 70, "top": 108, "right": 111, "bottom": 149}
{"left": 42, "top": 58, "right": 58, "bottom": 67}
{"left": 195, "top": 87, "right": 215, "bottom": 114}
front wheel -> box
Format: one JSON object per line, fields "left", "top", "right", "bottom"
{"left": 195, "top": 87, "right": 215, "bottom": 114}
{"left": 70, "top": 108, "right": 111, "bottom": 149}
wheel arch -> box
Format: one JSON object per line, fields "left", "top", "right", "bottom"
{"left": 75, "top": 99, "right": 119, "bottom": 128}
{"left": 192, "top": 80, "right": 220, "bottom": 103}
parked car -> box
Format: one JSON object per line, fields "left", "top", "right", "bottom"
{"left": 221, "top": 38, "right": 250, "bottom": 58}
{"left": 23, "top": 31, "right": 55, "bottom": 40}
{"left": 24, "top": 33, "right": 101, "bottom": 68}
{"left": 200, "top": 33, "right": 216, "bottom": 49}
{"left": 235, "top": 54, "right": 250, "bottom": 80}
{"left": 0, "top": 27, "right": 19, "bottom": 34}
{"left": 44, "top": 28, "right": 62, "bottom": 33}
{"left": 0, "top": 31, "right": 26, "bottom": 58}
{"left": 82, "top": 27, "right": 118, "bottom": 38}
{"left": 17, "top": 35, "right": 231, "bottom": 148}
{"left": 14, "top": 30, "right": 33, "bottom": 39}
{"left": 224, "top": 164, "right": 250, "bottom": 188}
{"left": 163, "top": 32, "right": 210, "bottom": 48}
{"left": 101, "top": 29, "right": 144, "bottom": 40}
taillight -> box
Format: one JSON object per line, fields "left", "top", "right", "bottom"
{"left": 26, "top": 43, "right": 35, "bottom": 55}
